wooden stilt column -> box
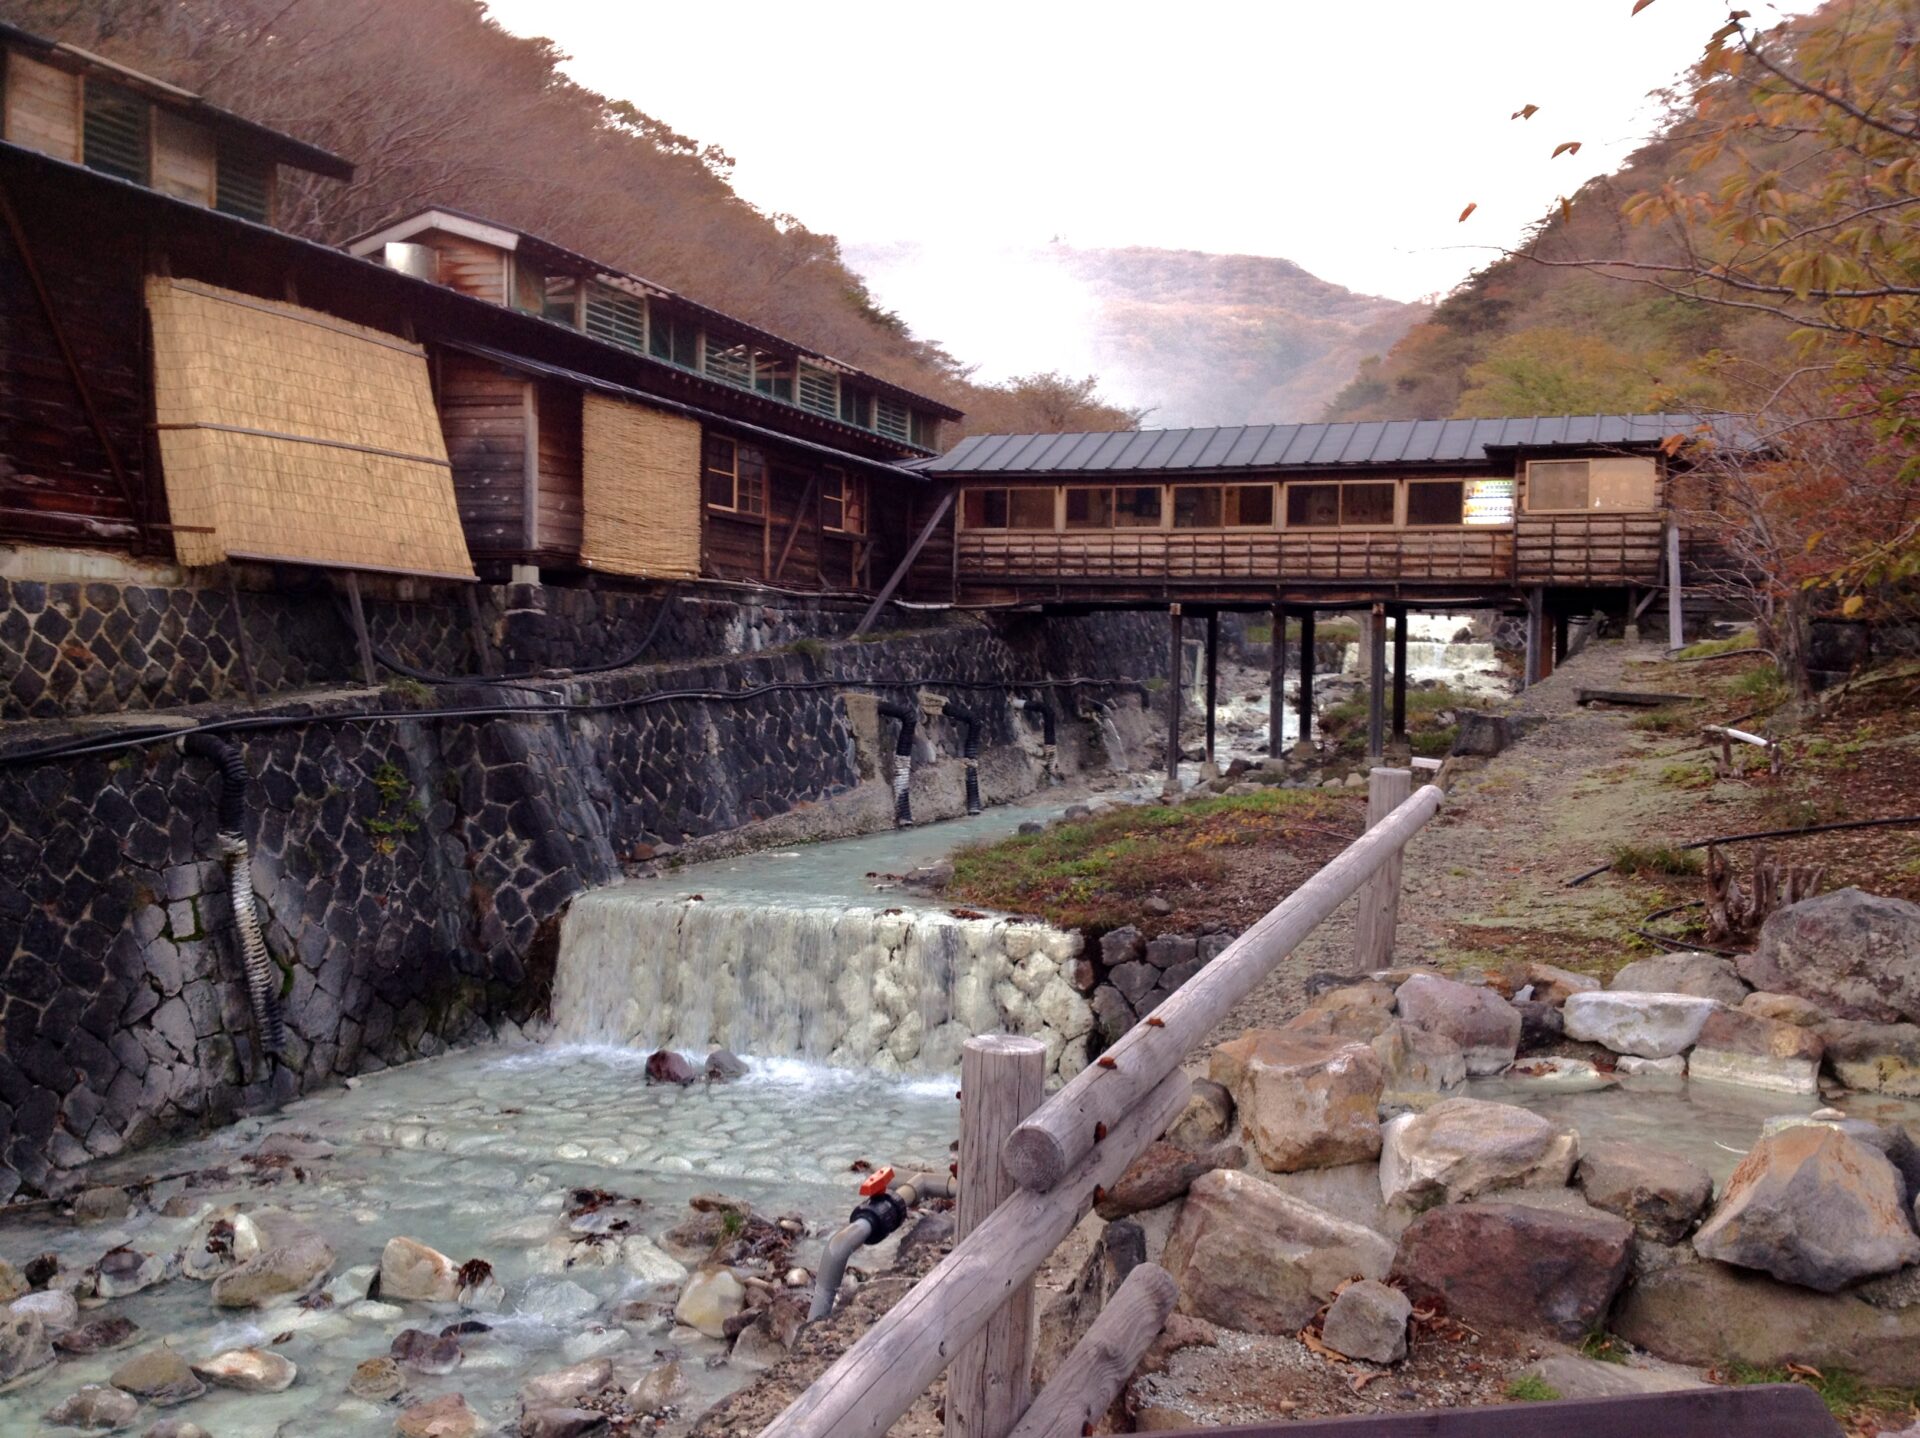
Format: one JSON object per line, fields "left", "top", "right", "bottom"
{"left": 1294, "top": 610, "right": 1316, "bottom": 757}
{"left": 946, "top": 1035, "right": 1047, "bottom": 1438}
{"left": 1203, "top": 611, "right": 1219, "bottom": 768}
{"left": 1367, "top": 602, "right": 1387, "bottom": 761}
{"left": 1390, "top": 605, "right": 1409, "bottom": 748}
{"left": 1523, "top": 587, "right": 1547, "bottom": 687}
{"left": 344, "top": 571, "right": 377, "bottom": 688}
{"left": 1553, "top": 610, "right": 1570, "bottom": 665}
{"left": 1667, "top": 522, "right": 1685, "bottom": 651}
{"left": 1269, "top": 604, "right": 1288, "bottom": 759}
{"left": 1164, "top": 604, "right": 1183, "bottom": 785}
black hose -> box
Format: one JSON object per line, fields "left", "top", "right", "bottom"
{"left": 1565, "top": 812, "right": 1920, "bottom": 888}
{"left": 363, "top": 585, "right": 680, "bottom": 686}
{"left": 874, "top": 701, "right": 917, "bottom": 826}
{"left": 181, "top": 733, "right": 285, "bottom": 1061}
{"left": 945, "top": 702, "right": 982, "bottom": 815}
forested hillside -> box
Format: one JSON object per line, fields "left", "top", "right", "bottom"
{"left": 1, "top": 0, "right": 1139, "bottom": 437}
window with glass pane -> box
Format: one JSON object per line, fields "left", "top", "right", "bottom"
{"left": 1115, "top": 487, "right": 1162, "bottom": 527}
{"left": 702, "top": 437, "right": 738, "bottom": 508}
{"left": 754, "top": 353, "right": 794, "bottom": 402}
{"left": 840, "top": 385, "right": 871, "bottom": 428}
{"left": 843, "top": 475, "right": 868, "bottom": 534}
{"left": 911, "top": 412, "right": 938, "bottom": 449}
{"left": 1173, "top": 487, "right": 1223, "bottom": 528}
{"left": 1008, "top": 490, "right": 1054, "bottom": 529}
{"left": 1527, "top": 460, "right": 1590, "bottom": 511}
{"left": 963, "top": 489, "right": 1009, "bottom": 528}
{"left": 1340, "top": 483, "right": 1395, "bottom": 526}
{"left": 1406, "top": 480, "right": 1465, "bottom": 526}
{"left": 650, "top": 315, "right": 699, "bottom": 368}
{"left": 1065, "top": 488, "right": 1113, "bottom": 529}
{"left": 1286, "top": 484, "right": 1340, "bottom": 528}
{"left": 541, "top": 275, "right": 579, "bottom": 326}
{"left": 736, "top": 447, "right": 767, "bottom": 514}
{"left": 83, "top": 82, "right": 149, "bottom": 184}
{"left": 1228, "top": 485, "right": 1275, "bottom": 526}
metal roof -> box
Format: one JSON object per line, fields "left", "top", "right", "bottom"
{"left": 925, "top": 414, "right": 1760, "bottom": 476}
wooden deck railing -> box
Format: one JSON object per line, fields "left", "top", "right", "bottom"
{"left": 759, "top": 769, "right": 1446, "bottom": 1438}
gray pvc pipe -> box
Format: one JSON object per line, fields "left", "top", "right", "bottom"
{"left": 809, "top": 1218, "right": 872, "bottom": 1321}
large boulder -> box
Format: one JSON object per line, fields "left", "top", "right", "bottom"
{"left": 1576, "top": 1140, "right": 1713, "bottom": 1245}
{"left": 1166, "top": 1079, "right": 1234, "bottom": 1147}
{"left": 1688, "top": 1009, "right": 1823, "bottom": 1094}
{"left": 1370, "top": 1022, "right": 1466, "bottom": 1096}
{"left": 1740, "top": 888, "right": 1920, "bottom": 1023}
{"left": 1611, "top": 952, "right": 1750, "bottom": 1007}
{"left": 1095, "top": 1139, "right": 1242, "bottom": 1219}
{"left": 1320, "top": 1279, "right": 1411, "bottom": 1364}
{"left": 1617, "top": 1260, "right": 1920, "bottom": 1386}
{"left": 1207, "top": 1030, "right": 1382, "bottom": 1172}
{"left": 0, "top": 1309, "right": 53, "bottom": 1387}
{"left": 43, "top": 1385, "right": 141, "bottom": 1432}
{"left": 210, "top": 1230, "right": 334, "bottom": 1308}
{"left": 1562, "top": 991, "right": 1720, "bottom": 1059}
{"left": 1393, "top": 974, "right": 1520, "bottom": 1075}
{"left": 1692, "top": 1125, "right": 1920, "bottom": 1289}
{"left": 1160, "top": 1169, "right": 1393, "bottom": 1333}
{"left": 109, "top": 1346, "right": 205, "bottom": 1405}
{"left": 1819, "top": 1020, "right": 1920, "bottom": 1097}
{"left": 1378, "top": 1097, "right": 1579, "bottom": 1211}
{"left": 1391, "top": 1201, "right": 1632, "bottom": 1341}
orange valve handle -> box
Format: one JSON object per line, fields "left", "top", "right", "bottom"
{"left": 859, "top": 1166, "right": 896, "bottom": 1197}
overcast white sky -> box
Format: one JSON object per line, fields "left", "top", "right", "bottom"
{"left": 481, "top": 0, "right": 1806, "bottom": 393}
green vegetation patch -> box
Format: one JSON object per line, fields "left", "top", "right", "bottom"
{"left": 1725, "top": 1362, "right": 1920, "bottom": 1424}
{"left": 1504, "top": 1374, "right": 1561, "bottom": 1403}
{"left": 1609, "top": 842, "right": 1703, "bottom": 878}
{"left": 1676, "top": 634, "right": 1760, "bottom": 661}
{"left": 1317, "top": 684, "right": 1471, "bottom": 761}
{"left": 947, "top": 788, "right": 1348, "bottom": 932}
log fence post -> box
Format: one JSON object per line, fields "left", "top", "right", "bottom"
{"left": 1353, "top": 766, "right": 1413, "bottom": 969}
{"left": 946, "top": 1035, "right": 1047, "bottom": 1438}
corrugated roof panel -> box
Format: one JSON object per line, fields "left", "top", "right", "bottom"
{"left": 1052, "top": 432, "right": 1107, "bottom": 470}
{"left": 1266, "top": 426, "right": 1315, "bottom": 465}
{"left": 1196, "top": 426, "right": 1249, "bottom": 468}
{"left": 1167, "top": 429, "right": 1216, "bottom": 468}
{"left": 1340, "top": 421, "right": 1387, "bottom": 464}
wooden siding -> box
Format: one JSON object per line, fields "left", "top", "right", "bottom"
{"left": 4, "top": 51, "right": 80, "bottom": 164}
{"left": 425, "top": 234, "right": 509, "bottom": 306}
{"left": 533, "top": 380, "right": 582, "bottom": 556}
{"left": 1514, "top": 513, "right": 1664, "bottom": 584}
{"left": 151, "top": 109, "right": 216, "bottom": 207}
{"left": 436, "top": 351, "right": 529, "bottom": 557}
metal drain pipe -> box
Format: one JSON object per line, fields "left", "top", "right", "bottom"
{"left": 944, "top": 701, "right": 983, "bottom": 815}
{"left": 181, "top": 734, "right": 285, "bottom": 1061}
{"left": 874, "top": 701, "right": 917, "bottom": 826}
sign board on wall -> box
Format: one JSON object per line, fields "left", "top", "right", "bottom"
{"left": 1464, "top": 478, "right": 1516, "bottom": 526}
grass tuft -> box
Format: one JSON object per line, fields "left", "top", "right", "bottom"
{"left": 1610, "top": 842, "right": 1704, "bottom": 878}
{"left": 1504, "top": 1374, "right": 1561, "bottom": 1402}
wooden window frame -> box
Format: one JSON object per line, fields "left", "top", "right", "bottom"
{"left": 961, "top": 486, "right": 1055, "bottom": 531}
{"left": 1065, "top": 485, "right": 1164, "bottom": 530}
{"left": 1404, "top": 478, "right": 1468, "bottom": 529}
{"left": 702, "top": 436, "right": 766, "bottom": 517}
{"left": 1171, "top": 483, "right": 1276, "bottom": 530}
{"left": 821, "top": 468, "right": 867, "bottom": 535}
{"left": 1282, "top": 479, "right": 1401, "bottom": 531}
{"left": 1524, "top": 456, "right": 1660, "bottom": 514}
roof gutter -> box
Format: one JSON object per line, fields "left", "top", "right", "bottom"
{"left": 446, "top": 340, "right": 929, "bottom": 485}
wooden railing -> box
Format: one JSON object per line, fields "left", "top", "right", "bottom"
{"left": 759, "top": 769, "right": 1445, "bottom": 1438}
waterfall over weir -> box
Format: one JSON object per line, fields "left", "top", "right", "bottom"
{"left": 551, "top": 887, "right": 1091, "bottom": 1079}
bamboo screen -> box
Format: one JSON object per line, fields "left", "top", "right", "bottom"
{"left": 147, "top": 277, "right": 474, "bottom": 579}
{"left": 579, "top": 395, "right": 701, "bottom": 579}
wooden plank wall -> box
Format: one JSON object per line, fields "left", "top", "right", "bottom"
{"left": 4, "top": 51, "right": 81, "bottom": 164}
{"left": 1514, "top": 514, "right": 1663, "bottom": 584}
{"left": 435, "top": 352, "right": 529, "bottom": 557}
{"left": 533, "top": 380, "right": 583, "bottom": 558}
{"left": 151, "top": 111, "right": 216, "bottom": 207}
{"left": 426, "top": 235, "right": 508, "bottom": 306}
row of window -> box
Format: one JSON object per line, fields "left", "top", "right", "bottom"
{"left": 960, "top": 460, "right": 1655, "bottom": 532}
{"left": 520, "top": 266, "right": 938, "bottom": 448}
{"left": 700, "top": 437, "right": 868, "bottom": 533}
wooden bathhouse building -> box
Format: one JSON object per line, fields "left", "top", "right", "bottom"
{"left": 0, "top": 23, "right": 956, "bottom": 612}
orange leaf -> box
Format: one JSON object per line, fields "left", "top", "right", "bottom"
{"left": 1631, "top": 0, "right": 1656, "bottom": 12}
{"left": 1552, "top": 141, "right": 1583, "bottom": 159}
{"left": 1842, "top": 595, "right": 1865, "bottom": 618}
{"left": 1558, "top": 196, "right": 1574, "bottom": 223}
{"left": 1511, "top": 103, "right": 1539, "bottom": 120}
{"left": 1457, "top": 202, "right": 1478, "bottom": 222}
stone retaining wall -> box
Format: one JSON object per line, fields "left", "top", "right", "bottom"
{"left": 0, "top": 610, "right": 1166, "bottom": 1199}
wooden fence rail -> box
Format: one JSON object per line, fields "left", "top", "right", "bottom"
{"left": 757, "top": 772, "right": 1445, "bottom": 1438}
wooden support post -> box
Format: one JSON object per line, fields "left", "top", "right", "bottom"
{"left": 344, "top": 571, "right": 377, "bottom": 688}
{"left": 1203, "top": 611, "right": 1219, "bottom": 767}
{"left": 1003, "top": 782, "right": 1444, "bottom": 1193}
{"left": 1165, "top": 604, "right": 1183, "bottom": 785}
{"left": 947, "top": 1035, "right": 1048, "bottom": 1438}
{"left": 1006, "top": 1263, "right": 1178, "bottom": 1438}
{"left": 1294, "top": 611, "right": 1316, "bottom": 757}
{"left": 855, "top": 490, "right": 955, "bottom": 638}
{"left": 226, "top": 571, "right": 259, "bottom": 705}
{"left": 758, "top": 1071, "right": 1192, "bottom": 1438}
{"left": 1390, "top": 606, "right": 1408, "bottom": 745}
{"left": 1367, "top": 603, "right": 1387, "bottom": 761}
{"left": 1269, "top": 604, "right": 1288, "bottom": 758}
{"left": 1553, "top": 611, "right": 1570, "bottom": 665}
{"left": 1353, "top": 766, "right": 1413, "bottom": 970}
{"left": 1667, "top": 522, "right": 1685, "bottom": 651}
{"left": 1522, "top": 588, "right": 1546, "bottom": 688}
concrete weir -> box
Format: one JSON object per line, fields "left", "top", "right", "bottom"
{"left": 552, "top": 888, "right": 1094, "bottom": 1081}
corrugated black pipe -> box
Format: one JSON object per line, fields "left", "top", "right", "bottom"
{"left": 180, "top": 733, "right": 285, "bottom": 1061}
{"left": 875, "top": 701, "right": 917, "bottom": 827}
{"left": 944, "top": 701, "right": 983, "bottom": 815}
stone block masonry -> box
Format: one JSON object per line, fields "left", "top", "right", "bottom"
{"left": 0, "top": 609, "right": 1167, "bottom": 1199}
